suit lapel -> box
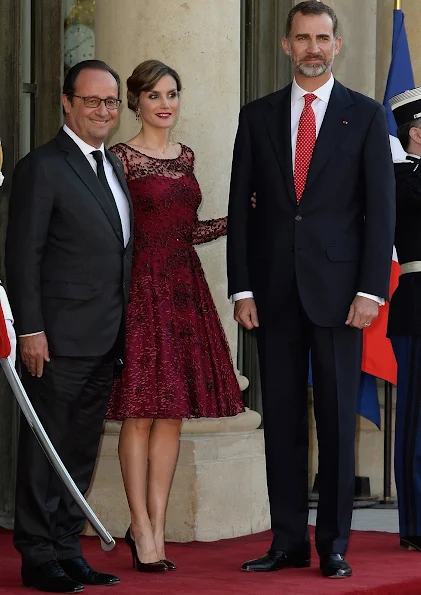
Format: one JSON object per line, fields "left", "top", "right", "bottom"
{"left": 56, "top": 128, "right": 124, "bottom": 244}
{"left": 304, "top": 81, "right": 355, "bottom": 193}
{"left": 265, "top": 85, "right": 297, "bottom": 203}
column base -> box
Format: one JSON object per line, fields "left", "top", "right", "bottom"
{"left": 82, "top": 409, "right": 269, "bottom": 541}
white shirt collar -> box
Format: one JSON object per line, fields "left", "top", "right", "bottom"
{"left": 406, "top": 153, "right": 421, "bottom": 160}
{"left": 291, "top": 74, "right": 335, "bottom": 105}
{"left": 63, "top": 124, "right": 105, "bottom": 158}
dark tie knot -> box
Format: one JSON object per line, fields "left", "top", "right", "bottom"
{"left": 91, "top": 150, "right": 103, "bottom": 164}
{"left": 304, "top": 93, "right": 317, "bottom": 107}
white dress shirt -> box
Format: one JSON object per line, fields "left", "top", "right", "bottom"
{"left": 290, "top": 74, "right": 334, "bottom": 169}
{"left": 20, "top": 126, "right": 131, "bottom": 337}
{"left": 233, "top": 76, "right": 384, "bottom": 306}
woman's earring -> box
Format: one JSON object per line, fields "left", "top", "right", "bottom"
{"left": 135, "top": 109, "right": 141, "bottom": 122}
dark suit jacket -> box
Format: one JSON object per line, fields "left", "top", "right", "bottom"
{"left": 5, "top": 128, "right": 134, "bottom": 357}
{"left": 227, "top": 80, "right": 396, "bottom": 327}
{"left": 388, "top": 157, "right": 421, "bottom": 337}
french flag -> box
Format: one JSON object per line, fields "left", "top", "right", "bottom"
{"left": 362, "top": 246, "right": 400, "bottom": 388}
{"left": 357, "top": 6, "right": 414, "bottom": 427}
{"left": 358, "top": 248, "right": 400, "bottom": 426}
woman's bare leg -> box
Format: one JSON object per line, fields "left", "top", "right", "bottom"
{"left": 147, "top": 418, "right": 182, "bottom": 559}
{"left": 118, "top": 417, "right": 159, "bottom": 563}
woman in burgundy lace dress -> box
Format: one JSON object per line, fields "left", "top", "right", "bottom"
{"left": 106, "top": 60, "right": 243, "bottom": 571}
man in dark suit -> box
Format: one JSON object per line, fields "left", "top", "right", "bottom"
{"left": 227, "top": 1, "right": 395, "bottom": 579}
{"left": 388, "top": 87, "right": 421, "bottom": 553}
{"left": 6, "top": 60, "right": 133, "bottom": 593}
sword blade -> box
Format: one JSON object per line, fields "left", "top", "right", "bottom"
{"left": 0, "top": 357, "right": 115, "bottom": 551}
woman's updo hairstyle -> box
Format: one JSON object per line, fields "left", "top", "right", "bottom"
{"left": 127, "top": 60, "right": 182, "bottom": 113}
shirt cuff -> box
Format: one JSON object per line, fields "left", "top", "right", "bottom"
{"left": 19, "top": 331, "right": 44, "bottom": 337}
{"left": 231, "top": 291, "right": 254, "bottom": 303}
{"left": 232, "top": 291, "right": 384, "bottom": 306}
{"left": 357, "top": 292, "right": 385, "bottom": 306}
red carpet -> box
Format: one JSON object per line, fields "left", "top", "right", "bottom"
{"left": 1, "top": 528, "right": 421, "bottom": 594}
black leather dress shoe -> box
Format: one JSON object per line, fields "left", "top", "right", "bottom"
{"left": 320, "top": 554, "right": 352, "bottom": 578}
{"left": 241, "top": 550, "right": 311, "bottom": 572}
{"left": 400, "top": 536, "right": 421, "bottom": 551}
{"left": 21, "top": 560, "right": 84, "bottom": 593}
{"left": 59, "top": 557, "right": 120, "bottom": 586}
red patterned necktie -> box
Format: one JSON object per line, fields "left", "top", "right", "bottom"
{"left": 294, "top": 93, "right": 317, "bottom": 204}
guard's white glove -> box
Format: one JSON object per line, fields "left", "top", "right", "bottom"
{"left": 5, "top": 319, "right": 16, "bottom": 366}
{"left": 0, "top": 171, "right": 4, "bottom": 187}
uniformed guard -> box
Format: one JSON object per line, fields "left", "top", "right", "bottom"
{"left": 389, "top": 87, "right": 421, "bottom": 551}
{"left": 0, "top": 139, "right": 16, "bottom": 363}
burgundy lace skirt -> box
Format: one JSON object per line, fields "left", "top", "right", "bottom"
{"left": 106, "top": 245, "right": 244, "bottom": 420}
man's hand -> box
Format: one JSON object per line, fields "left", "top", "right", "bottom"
{"left": 234, "top": 298, "right": 259, "bottom": 330}
{"left": 251, "top": 192, "right": 257, "bottom": 208}
{"left": 345, "top": 296, "right": 379, "bottom": 329}
{"left": 19, "top": 332, "right": 50, "bottom": 377}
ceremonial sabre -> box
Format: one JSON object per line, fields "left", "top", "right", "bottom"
{"left": 0, "top": 356, "right": 115, "bottom": 551}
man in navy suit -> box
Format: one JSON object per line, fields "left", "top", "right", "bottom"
{"left": 227, "top": 1, "right": 395, "bottom": 578}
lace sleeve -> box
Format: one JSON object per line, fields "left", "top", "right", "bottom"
{"left": 192, "top": 216, "right": 227, "bottom": 245}
{"left": 187, "top": 145, "right": 227, "bottom": 244}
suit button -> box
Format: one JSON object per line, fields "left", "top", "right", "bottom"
{"left": 295, "top": 215, "right": 302, "bottom": 222}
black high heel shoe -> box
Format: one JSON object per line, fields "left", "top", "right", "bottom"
{"left": 161, "top": 559, "right": 177, "bottom": 571}
{"left": 125, "top": 528, "right": 168, "bottom": 573}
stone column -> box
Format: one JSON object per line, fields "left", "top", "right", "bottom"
{"left": 86, "top": 0, "right": 267, "bottom": 541}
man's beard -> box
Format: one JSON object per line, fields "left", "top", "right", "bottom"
{"left": 289, "top": 45, "right": 334, "bottom": 78}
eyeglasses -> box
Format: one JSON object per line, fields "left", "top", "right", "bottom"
{"left": 70, "top": 95, "right": 122, "bottom": 110}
